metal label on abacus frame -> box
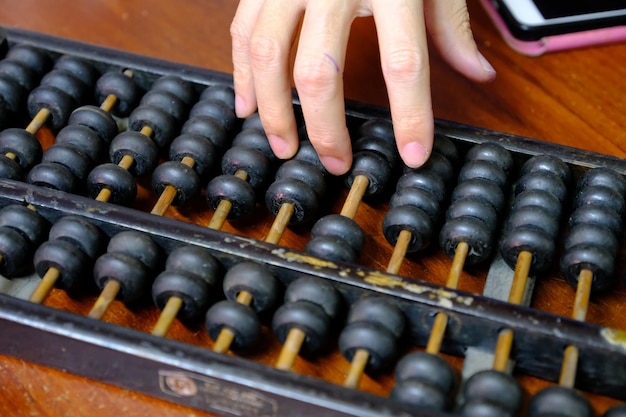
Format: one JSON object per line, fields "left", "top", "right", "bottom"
{"left": 158, "top": 369, "right": 279, "bottom": 417}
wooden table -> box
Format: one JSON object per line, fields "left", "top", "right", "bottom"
{"left": 0, "top": 1, "right": 624, "bottom": 416}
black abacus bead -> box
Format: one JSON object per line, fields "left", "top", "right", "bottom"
{"left": 222, "top": 262, "right": 280, "bottom": 313}
{"left": 128, "top": 105, "right": 177, "bottom": 149}
{"left": 200, "top": 84, "right": 235, "bottom": 111}
{"left": 151, "top": 75, "right": 197, "bottom": 108}
{"left": 265, "top": 178, "right": 319, "bottom": 224}
{"left": 445, "top": 198, "right": 498, "bottom": 231}
{"left": 450, "top": 178, "right": 506, "bottom": 213}
{"left": 383, "top": 205, "right": 433, "bottom": 252}
{"left": 34, "top": 239, "right": 89, "bottom": 290}
{"left": 576, "top": 167, "right": 626, "bottom": 197}
{"left": 274, "top": 160, "right": 326, "bottom": 199}
{"left": 86, "top": 163, "right": 137, "bottom": 205}
{"left": 459, "top": 370, "right": 523, "bottom": 417}
{"left": 54, "top": 124, "right": 104, "bottom": 164}
{"left": 0, "top": 205, "right": 49, "bottom": 247}
{"left": 339, "top": 322, "right": 396, "bottom": 371}
{"left": 352, "top": 135, "right": 399, "bottom": 169}
{"left": 514, "top": 171, "right": 568, "bottom": 204}
{"left": 390, "top": 379, "right": 449, "bottom": 411}
{"left": 0, "top": 58, "right": 37, "bottom": 92}
{"left": 391, "top": 351, "right": 456, "bottom": 410}
{"left": 140, "top": 90, "right": 187, "bottom": 124}
{"left": 603, "top": 405, "right": 626, "bottom": 417}
{"left": 357, "top": 119, "right": 394, "bottom": 142}
{"left": 512, "top": 190, "right": 562, "bottom": 219}
{"left": 504, "top": 205, "right": 560, "bottom": 238}
{"left": 68, "top": 105, "right": 119, "bottom": 145}
{"left": 528, "top": 386, "right": 592, "bottom": 417}
{"left": 152, "top": 270, "right": 214, "bottom": 321}
{"left": 0, "top": 73, "right": 25, "bottom": 114}
{"left": 396, "top": 170, "right": 447, "bottom": 202}
{"left": 5, "top": 44, "right": 52, "bottom": 77}
{"left": 459, "top": 400, "right": 513, "bottom": 417}
{"left": 310, "top": 214, "right": 365, "bottom": 255}
{"left": 181, "top": 116, "right": 229, "bottom": 152}
{"left": 569, "top": 205, "right": 623, "bottom": 235}
{"left": 500, "top": 226, "right": 556, "bottom": 274}
{"left": 390, "top": 187, "right": 440, "bottom": 223}
{"left": 53, "top": 56, "right": 99, "bottom": 91}
{"left": 39, "top": 69, "right": 88, "bottom": 106}
{"left": 292, "top": 140, "right": 325, "bottom": 171}
{"left": 0, "top": 227, "right": 33, "bottom": 277}
{"left": 205, "top": 300, "right": 261, "bottom": 350}
{"left": 94, "top": 71, "right": 143, "bottom": 117}
{"left": 109, "top": 131, "right": 159, "bottom": 176}
{"left": 458, "top": 160, "right": 509, "bottom": 191}
{"left": 561, "top": 244, "right": 615, "bottom": 292}
{"left": 574, "top": 186, "right": 625, "bottom": 217}
{"left": 305, "top": 235, "right": 357, "bottom": 263}
{"left": 49, "top": 216, "right": 106, "bottom": 260}
{"left": 151, "top": 161, "right": 201, "bottom": 205}
{"left": 232, "top": 128, "right": 275, "bottom": 161}
{"left": 93, "top": 252, "right": 150, "bottom": 303}
{"left": 345, "top": 151, "right": 391, "bottom": 197}
{"left": 41, "top": 144, "right": 92, "bottom": 182}
{"left": 466, "top": 142, "right": 514, "bottom": 174}
{"left": 241, "top": 112, "right": 263, "bottom": 131}
{"left": 284, "top": 276, "right": 341, "bottom": 318}
{"left": 564, "top": 224, "right": 620, "bottom": 259}
{"left": 0, "top": 128, "right": 42, "bottom": 170}
{"left": 347, "top": 297, "right": 405, "bottom": 338}
{"left": 520, "top": 154, "right": 571, "bottom": 184}
{"left": 106, "top": 231, "right": 161, "bottom": 271}
{"left": 26, "top": 85, "right": 76, "bottom": 130}
{"left": 169, "top": 134, "right": 217, "bottom": 179}
{"left": 272, "top": 301, "right": 330, "bottom": 355}
{"left": 205, "top": 175, "right": 256, "bottom": 219}
{"left": 221, "top": 146, "right": 272, "bottom": 191}
{"left": 440, "top": 216, "right": 493, "bottom": 265}
{"left": 190, "top": 99, "right": 237, "bottom": 135}
{"left": 26, "top": 162, "right": 79, "bottom": 192}
{"left": 414, "top": 152, "right": 456, "bottom": 185}
{"left": 432, "top": 134, "right": 460, "bottom": 166}
{"left": 0, "top": 155, "right": 22, "bottom": 180}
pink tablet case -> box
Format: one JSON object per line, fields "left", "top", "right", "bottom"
{"left": 478, "top": 0, "right": 626, "bottom": 56}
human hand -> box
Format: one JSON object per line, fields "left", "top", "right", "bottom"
{"left": 230, "top": 0, "right": 496, "bottom": 175}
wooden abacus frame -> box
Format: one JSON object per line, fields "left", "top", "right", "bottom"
{"left": 1, "top": 27, "right": 626, "bottom": 417}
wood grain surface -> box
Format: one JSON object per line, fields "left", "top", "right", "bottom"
{"left": 0, "top": 1, "right": 625, "bottom": 416}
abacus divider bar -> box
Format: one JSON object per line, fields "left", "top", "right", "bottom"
{"left": 212, "top": 290, "right": 253, "bottom": 353}
{"left": 151, "top": 296, "right": 184, "bottom": 337}
{"left": 207, "top": 170, "right": 249, "bottom": 230}
{"left": 25, "top": 108, "right": 51, "bottom": 135}
{"left": 386, "top": 229, "right": 411, "bottom": 275}
{"left": 340, "top": 175, "right": 369, "bottom": 219}
{"left": 265, "top": 202, "right": 295, "bottom": 245}
{"left": 29, "top": 267, "right": 61, "bottom": 304}
{"left": 275, "top": 327, "right": 307, "bottom": 371}
{"left": 150, "top": 156, "right": 196, "bottom": 215}
{"left": 88, "top": 279, "right": 122, "bottom": 319}
{"left": 344, "top": 348, "right": 370, "bottom": 389}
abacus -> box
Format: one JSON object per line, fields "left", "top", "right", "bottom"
{"left": 1, "top": 26, "right": 626, "bottom": 417}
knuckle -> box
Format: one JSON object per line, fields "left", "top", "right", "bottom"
{"left": 293, "top": 58, "right": 339, "bottom": 98}
{"left": 382, "top": 46, "right": 427, "bottom": 83}
{"left": 249, "top": 35, "right": 283, "bottom": 69}
{"left": 229, "top": 19, "right": 250, "bottom": 50}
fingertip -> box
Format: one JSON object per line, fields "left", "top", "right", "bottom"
{"left": 268, "top": 134, "right": 298, "bottom": 159}
{"left": 477, "top": 52, "right": 497, "bottom": 82}
{"left": 400, "top": 141, "right": 431, "bottom": 168}
{"left": 235, "top": 94, "right": 255, "bottom": 118}
{"left": 320, "top": 155, "right": 351, "bottom": 176}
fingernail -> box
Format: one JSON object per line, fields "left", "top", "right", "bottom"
{"left": 235, "top": 95, "right": 246, "bottom": 118}
{"left": 478, "top": 52, "right": 496, "bottom": 76}
{"left": 401, "top": 141, "right": 429, "bottom": 168}
{"left": 320, "top": 156, "right": 350, "bottom": 176}
{"left": 267, "top": 134, "right": 291, "bottom": 159}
